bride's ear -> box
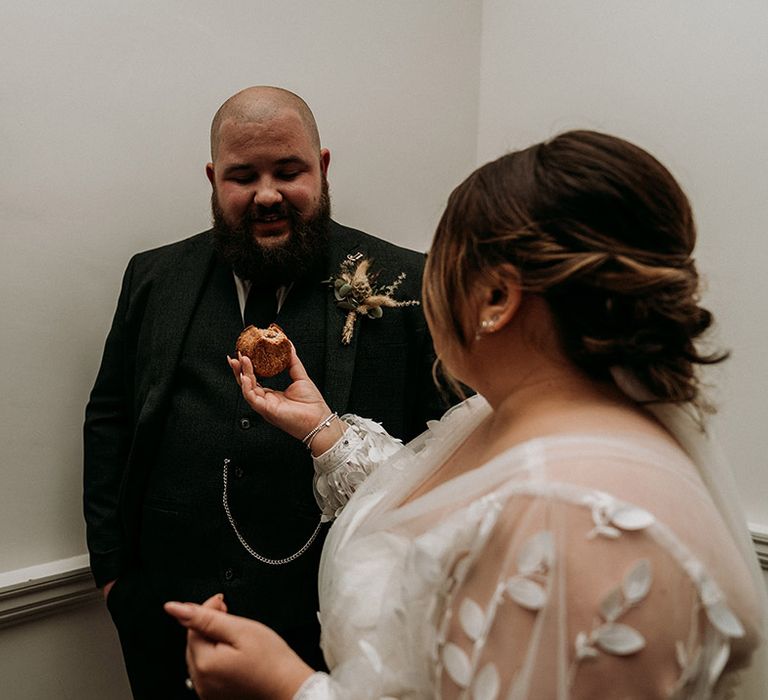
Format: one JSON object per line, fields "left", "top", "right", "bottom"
{"left": 474, "top": 265, "right": 522, "bottom": 338}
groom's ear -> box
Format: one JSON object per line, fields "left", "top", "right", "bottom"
{"left": 319, "top": 148, "right": 330, "bottom": 177}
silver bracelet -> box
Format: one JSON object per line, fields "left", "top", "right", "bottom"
{"left": 301, "top": 412, "right": 339, "bottom": 450}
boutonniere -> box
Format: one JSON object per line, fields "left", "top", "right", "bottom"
{"left": 322, "top": 253, "right": 420, "bottom": 345}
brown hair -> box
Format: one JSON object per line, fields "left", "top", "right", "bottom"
{"left": 424, "top": 130, "right": 725, "bottom": 410}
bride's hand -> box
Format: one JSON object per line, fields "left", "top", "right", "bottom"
{"left": 227, "top": 345, "right": 335, "bottom": 445}
{"left": 164, "top": 596, "right": 313, "bottom": 700}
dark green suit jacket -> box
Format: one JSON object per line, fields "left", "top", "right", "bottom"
{"left": 84, "top": 220, "right": 446, "bottom": 589}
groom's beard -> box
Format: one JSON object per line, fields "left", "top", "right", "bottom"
{"left": 212, "top": 177, "right": 331, "bottom": 286}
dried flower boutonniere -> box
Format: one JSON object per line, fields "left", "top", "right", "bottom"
{"left": 323, "top": 253, "right": 420, "bottom": 344}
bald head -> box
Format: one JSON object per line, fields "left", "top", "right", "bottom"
{"left": 210, "top": 86, "right": 321, "bottom": 161}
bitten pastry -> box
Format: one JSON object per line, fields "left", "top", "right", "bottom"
{"left": 235, "top": 323, "right": 291, "bottom": 377}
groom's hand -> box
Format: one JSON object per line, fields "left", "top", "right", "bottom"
{"left": 102, "top": 579, "right": 116, "bottom": 600}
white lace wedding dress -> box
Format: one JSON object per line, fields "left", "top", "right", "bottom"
{"left": 295, "top": 394, "right": 767, "bottom": 699}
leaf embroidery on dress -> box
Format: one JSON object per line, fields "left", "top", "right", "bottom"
{"left": 674, "top": 640, "right": 703, "bottom": 686}
{"left": 505, "top": 576, "right": 547, "bottom": 611}
{"left": 434, "top": 552, "right": 471, "bottom": 650}
{"left": 704, "top": 599, "right": 745, "bottom": 639}
{"left": 623, "top": 558, "right": 653, "bottom": 603}
{"left": 569, "top": 559, "right": 652, "bottom": 682}
{"left": 707, "top": 640, "right": 730, "bottom": 686}
{"left": 671, "top": 627, "right": 732, "bottom": 697}
{"left": 432, "top": 497, "right": 504, "bottom": 648}
{"left": 472, "top": 663, "right": 500, "bottom": 700}
{"left": 586, "top": 494, "right": 655, "bottom": 540}
{"left": 670, "top": 574, "right": 745, "bottom": 697}
{"left": 459, "top": 599, "right": 486, "bottom": 641}
{"left": 594, "top": 622, "right": 646, "bottom": 655}
{"left": 443, "top": 642, "right": 472, "bottom": 688}
{"left": 575, "top": 631, "right": 599, "bottom": 660}
{"left": 611, "top": 505, "right": 656, "bottom": 531}
{"left": 505, "top": 530, "right": 553, "bottom": 611}
{"left": 516, "top": 530, "right": 554, "bottom": 574}
{"left": 436, "top": 529, "right": 553, "bottom": 700}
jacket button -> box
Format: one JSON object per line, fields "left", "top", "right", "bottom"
{"left": 239, "top": 417, "right": 251, "bottom": 430}
{"left": 234, "top": 466, "right": 244, "bottom": 479}
{"left": 224, "top": 568, "right": 234, "bottom": 581}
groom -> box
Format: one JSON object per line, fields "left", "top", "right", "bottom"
{"left": 83, "top": 86, "right": 447, "bottom": 698}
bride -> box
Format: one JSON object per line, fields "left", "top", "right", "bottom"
{"left": 165, "top": 130, "right": 766, "bottom": 698}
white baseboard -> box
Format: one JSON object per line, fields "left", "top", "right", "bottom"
{"left": 0, "top": 555, "right": 98, "bottom": 629}
{"left": 1, "top": 530, "right": 767, "bottom": 629}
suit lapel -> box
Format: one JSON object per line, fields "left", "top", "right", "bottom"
{"left": 322, "top": 225, "right": 366, "bottom": 415}
{"left": 144, "top": 235, "right": 217, "bottom": 417}
{"left": 141, "top": 226, "right": 365, "bottom": 420}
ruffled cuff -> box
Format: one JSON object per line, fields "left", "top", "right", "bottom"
{"left": 312, "top": 415, "right": 402, "bottom": 522}
{"left": 293, "top": 671, "right": 332, "bottom": 699}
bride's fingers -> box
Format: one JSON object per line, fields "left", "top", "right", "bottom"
{"left": 227, "top": 355, "right": 242, "bottom": 386}
{"left": 287, "top": 344, "right": 313, "bottom": 385}
{"left": 201, "top": 593, "right": 228, "bottom": 613}
{"left": 241, "top": 373, "right": 266, "bottom": 408}
{"left": 240, "top": 354, "right": 258, "bottom": 385}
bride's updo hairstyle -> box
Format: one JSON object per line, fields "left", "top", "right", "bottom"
{"left": 424, "top": 130, "right": 725, "bottom": 410}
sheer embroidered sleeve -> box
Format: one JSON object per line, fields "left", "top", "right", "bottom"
{"left": 312, "top": 415, "right": 404, "bottom": 522}
{"left": 432, "top": 487, "right": 759, "bottom": 699}
{"left": 301, "top": 416, "right": 764, "bottom": 698}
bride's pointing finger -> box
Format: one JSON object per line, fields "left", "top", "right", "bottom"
{"left": 239, "top": 354, "right": 259, "bottom": 386}
{"left": 227, "top": 355, "right": 242, "bottom": 386}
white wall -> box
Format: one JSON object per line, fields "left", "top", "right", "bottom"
{"left": 0, "top": 0, "right": 481, "bottom": 574}
{"left": 0, "top": 600, "right": 132, "bottom": 700}
{"left": 477, "top": 0, "right": 768, "bottom": 527}
{"left": 0, "top": 1, "right": 481, "bottom": 696}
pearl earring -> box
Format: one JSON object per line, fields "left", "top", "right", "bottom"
{"left": 474, "top": 314, "right": 500, "bottom": 340}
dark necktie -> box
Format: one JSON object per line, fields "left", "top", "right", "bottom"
{"left": 243, "top": 285, "right": 277, "bottom": 328}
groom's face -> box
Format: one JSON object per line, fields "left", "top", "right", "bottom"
{"left": 207, "top": 109, "right": 332, "bottom": 283}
